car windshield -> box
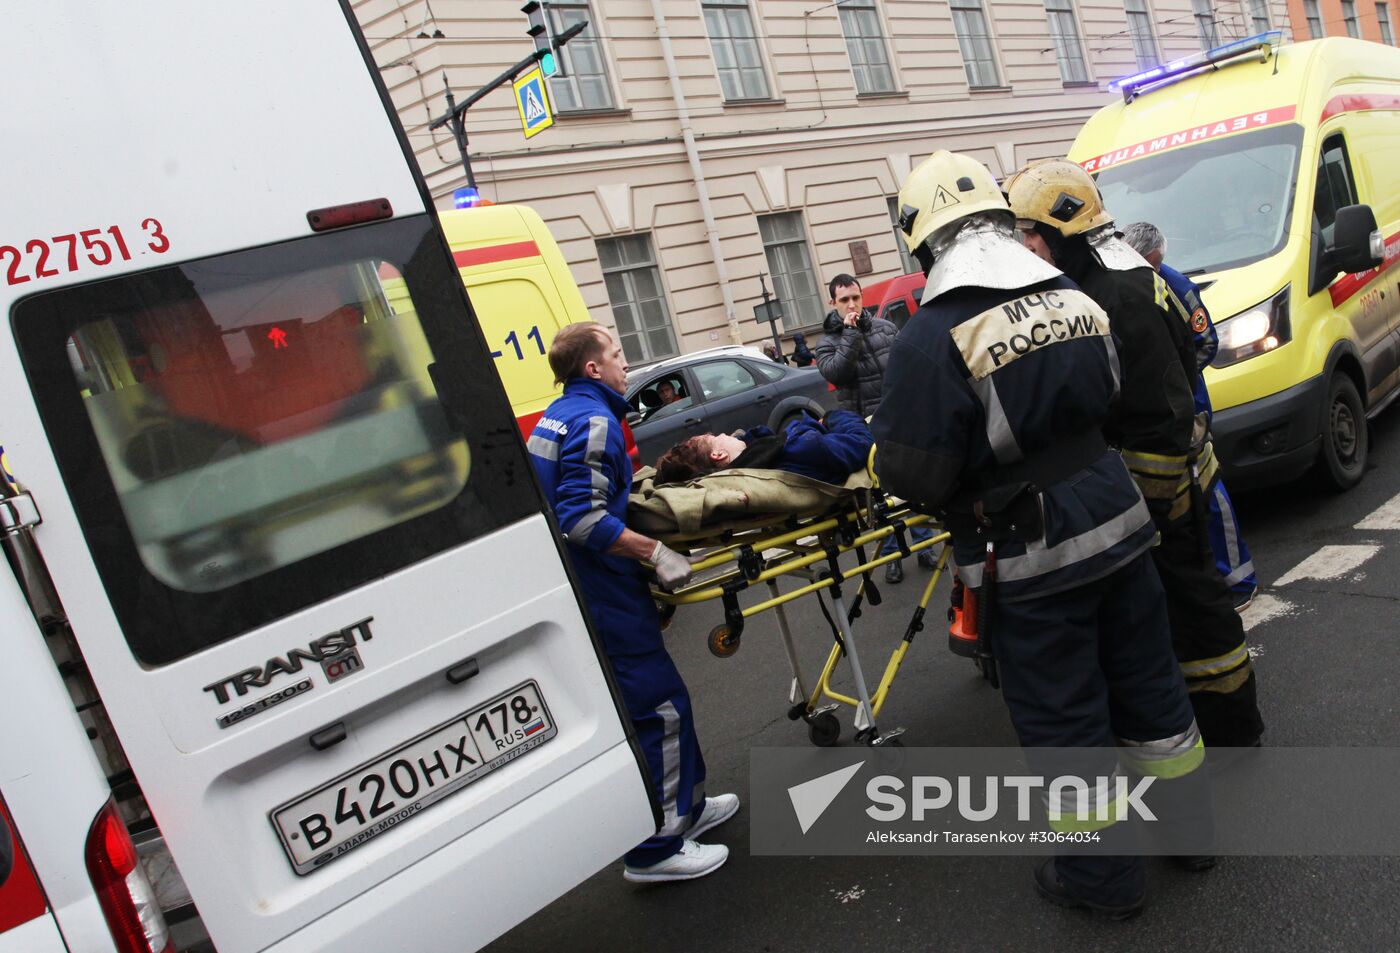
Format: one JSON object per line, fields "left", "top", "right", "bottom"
{"left": 1094, "top": 124, "right": 1303, "bottom": 275}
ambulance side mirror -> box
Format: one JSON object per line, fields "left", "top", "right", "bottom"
{"left": 1332, "top": 204, "right": 1385, "bottom": 275}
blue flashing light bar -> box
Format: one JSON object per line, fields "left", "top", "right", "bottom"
{"left": 454, "top": 186, "right": 483, "bottom": 209}
{"left": 1109, "top": 30, "right": 1283, "bottom": 102}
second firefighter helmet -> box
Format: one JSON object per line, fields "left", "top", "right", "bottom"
{"left": 1003, "top": 158, "right": 1113, "bottom": 237}
{"left": 896, "top": 150, "right": 1010, "bottom": 256}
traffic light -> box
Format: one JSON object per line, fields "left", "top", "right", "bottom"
{"left": 521, "top": 1, "right": 557, "bottom": 77}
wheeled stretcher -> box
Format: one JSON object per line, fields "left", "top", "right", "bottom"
{"left": 634, "top": 471, "right": 951, "bottom": 747}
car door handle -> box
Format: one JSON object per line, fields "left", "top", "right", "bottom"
{"left": 754, "top": 394, "right": 771, "bottom": 403}
{"left": 684, "top": 417, "right": 703, "bottom": 425}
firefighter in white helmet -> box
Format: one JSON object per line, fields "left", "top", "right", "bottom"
{"left": 1005, "top": 159, "right": 1264, "bottom": 752}
{"left": 871, "top": 150, "right": 1210, "bottom": 918}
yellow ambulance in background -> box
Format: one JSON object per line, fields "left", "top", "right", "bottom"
{"left": 383, "top": 203, "right": 640, "bottom": 459}
{"left": 437, "top": 203, "right": 593, "bottom": 437}
{"left": 1070, "top": 34, "right": 1396, "bottom": 490}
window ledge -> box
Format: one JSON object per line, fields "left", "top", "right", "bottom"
{"left": 855, "top": 90, "right": 909, "bottom": 101}
{"left": 721, "top": 97, "right": 786, "bottom": 110}
{"left": 556, "top": 106, "right": 632, "bottom": 121}
{"left": 1061, "top": 81, "right": 1101, "bottom": 90}
{"left": 968, "top": 85, "right": 1013, "bottom": 94}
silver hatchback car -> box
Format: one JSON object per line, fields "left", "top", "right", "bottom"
{"left": 625, "top": 346, "right": 837, "bottom": 467}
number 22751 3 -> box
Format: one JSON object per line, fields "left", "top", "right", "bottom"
{"left": 2, "top": 219, "right": 170, "bottom": 286}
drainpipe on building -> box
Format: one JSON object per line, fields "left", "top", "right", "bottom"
{"left": 649, "top": 0, "right": 743, "bottom": 345}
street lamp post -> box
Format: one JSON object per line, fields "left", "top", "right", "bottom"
{"left": 758, "top": 274, "right": 789, "bottom": 365}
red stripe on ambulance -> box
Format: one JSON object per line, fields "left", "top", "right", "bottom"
{"left": 453, "top": 241, "right": 540, "bottom": 269}
{"left": 1320, "top": 92, "right": 1400, "bottom": 123}
{"left": 1079, "top": 106, "right": 1297, "bottom": 172}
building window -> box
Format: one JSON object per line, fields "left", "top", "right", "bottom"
{"left": 1247, "top": 0, "right": 1271, "bottom": 33}
{"left": 1124, "top": 0, "right": 1159, "bottom": 68}
{"left": 887, "top": 197, "right": 918, "bottom": 275}
{"left": 546, "top": 1, "right": 614, "bottom": 112}
{"left": 701, "top": 0, "right": 770, "bottom": 101}
{"left": 1044, "top": 0, "right": 1089, "bottom": 83}
{"left": 1380, "top": 2, "right": 1395, "bottom": 44}
{"left": 949, "top": 0, "right": 1001, "bottom": 88}
{"left": 1192, "top": 0, "right": 1218, "bottom": 48}
{"left": 758, "top": 213, "right": 824, "bottom": 331}
{"left": 1304, "top": 0, "right": 1324, "bottom": 37}
{"left": 597, "top": 235, "right": 678, "bottom": 364}
{"left": 1342, "top": 0, "right": 1361, "bottom": 37}
{"left": 838, "top": 0, "right": 897, "bottom": 94}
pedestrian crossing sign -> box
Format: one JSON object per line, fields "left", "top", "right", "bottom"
{"left": 512, "top": 66, "right": 554, "bottom": 139}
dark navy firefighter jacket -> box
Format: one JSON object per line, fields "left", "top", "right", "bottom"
{"left": 733, "top": 409, "right": 874, "bottom": 483}
{"left": 528, "top": 377, "right": 661, "bottom": 656}
{"left": 870, "top": 275, "right": 1157, "bottom": 602}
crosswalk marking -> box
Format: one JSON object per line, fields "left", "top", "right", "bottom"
{"left": 1272, "top": 544, "right": 1381, "bottom": 587}
{"left": 1356, "top": 491, "right": 1400, "bottom": 530}
{"left": 1241, "top": 593, "right": 1294, "bottom": 632}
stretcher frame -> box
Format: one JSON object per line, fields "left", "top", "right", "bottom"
{"left": 651, "top": 490, "right": 951, "bottom": 746}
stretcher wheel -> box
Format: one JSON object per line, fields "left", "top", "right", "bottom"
{"left": 808, "top": 712, "right": 841, "bottom": 747}
{"left": 657, "top": 602, "right": 677, "bottom": 631}
{"left": 708, "top": 625, "right": 741, "bottom": 658}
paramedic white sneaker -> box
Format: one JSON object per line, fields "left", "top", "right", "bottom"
{"left": 684, "top": 792, "right": 740, "bottom": 840}
{"left": 623, "top": 840, "right": 729, "bottom": 883}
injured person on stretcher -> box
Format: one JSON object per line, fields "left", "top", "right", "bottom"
{"left": 654, "top": 408, "right": 874, "bottom": 486}
{"left": 632, "top": 405, "right": 946, "bottom": 749}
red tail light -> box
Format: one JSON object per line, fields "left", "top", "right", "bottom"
{"left": 84, "top": 801, "right": 174, "bottom": 953}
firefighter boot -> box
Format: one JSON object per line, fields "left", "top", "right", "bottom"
{"left": 1033, "top": 859, "right": 1143, "bottom": 921}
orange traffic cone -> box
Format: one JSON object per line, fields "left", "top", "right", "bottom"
{"left": 948, "top": 575, "right": 980, "bottom": 658}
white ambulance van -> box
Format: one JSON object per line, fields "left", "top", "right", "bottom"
{"left": 1070, "top": 34, "right": 1394, "bottom": 490}
{"left": 0, "top": 3, "right": 656, "bottom": 952}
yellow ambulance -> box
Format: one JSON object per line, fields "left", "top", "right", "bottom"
{"left": 384, "top": 203, "right": 627, "bottom": 450}
{"left": 1070, "top": 34, "right": 1396, "bottom": 490}
{"left": 437, "top": 203, "right": 594, "bottom": 437}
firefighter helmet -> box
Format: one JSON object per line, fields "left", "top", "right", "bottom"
{"left": 1003, "top": 158, "right": 1114, "bottom": 237}
{"left": 896, "top": 150, "right": 1009, "bottom": 254}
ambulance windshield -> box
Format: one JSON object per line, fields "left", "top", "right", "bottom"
{"left": 1094, "top": 123, "right": 1303, "bottom": 275}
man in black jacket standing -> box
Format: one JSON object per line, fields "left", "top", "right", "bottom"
{"left": 815, "top": 273, "right": 931, "bottom": 582}
{"left": 1005, "top": 159, "right": 1264, "bottom": 751}
{"left": 814, "top": 274, "right": 897, "bottom": 417}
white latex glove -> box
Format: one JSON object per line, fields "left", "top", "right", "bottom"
{"left": 650, "top": 540, "right": 695, "bottom": 591}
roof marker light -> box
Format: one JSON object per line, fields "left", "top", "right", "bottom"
{"left": 1110, "top": 30, "right": 1283, "bottom": 103}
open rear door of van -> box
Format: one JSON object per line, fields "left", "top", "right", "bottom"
{"left": 0, "top": 4, "right": 656, "bottom": 952}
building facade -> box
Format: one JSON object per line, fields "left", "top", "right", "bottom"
{"left": 354, "top": 0, "right": 1305, "bottom": 364}
{"left": 1287, "top": 0, "right": 1397, "bottom": 41}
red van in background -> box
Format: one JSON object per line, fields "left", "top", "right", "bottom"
{"left": 859, "top": 271, "right": 925, "bottom": 331}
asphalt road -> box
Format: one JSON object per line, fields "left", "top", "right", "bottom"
{"left": 486, "top": 410, "right": 1400, "bottom": 953}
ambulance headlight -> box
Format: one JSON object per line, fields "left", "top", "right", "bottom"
{"left": 1211, "top": 285, "right": 1291, "bottom": 368}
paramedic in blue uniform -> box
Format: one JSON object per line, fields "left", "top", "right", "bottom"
{"left": 528, "top": 322, "right": 738, "bottom": 884}
{"left": 652, "top": 408, "right": 874, "bottom": 485}
{"left": 1122, "top": 221, "right": 1259, "bottom": 610}
{"left": 872, "top": 151, "right": 1210, "bottom": 919}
